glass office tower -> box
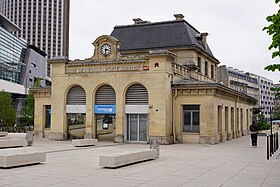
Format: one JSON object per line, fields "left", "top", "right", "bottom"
{"left": 0, "top": 14, "right": 26, "bottom": 84}
{"left": 0, "top": 0, "right": 70, "bottom": 76}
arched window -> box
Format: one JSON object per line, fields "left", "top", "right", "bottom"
{"left": 126, "top": 84, "right": 148, "bottom": 105}
{"left": 67, "top": 85, "right": 86, "bottom": 105}
{"left": 95, "top": 85, "right": 115, "bottom": 105}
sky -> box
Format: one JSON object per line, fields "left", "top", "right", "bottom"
{"left": 69, "top": 0, "right": 279, "bottom": 83}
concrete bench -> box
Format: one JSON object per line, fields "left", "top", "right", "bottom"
{"left": 0, "top": 136, "right": 11, "bottom": 140}
{"left": 0, "top": 132, "right": 8, "bottom": 137}
{"left": 7, "top": 133, "right": 27, "bottom": 139}
{"left": 99, "top": 149, "right": 157, "bottom": 168}
{"left": 72, "top": 139, "right": 98, "bottom": 147}
{"left": 0, "top": 139, "right": 27, "bottom": 148}
{"left": 0, "top": 150, "right": 46, "bottom": 168}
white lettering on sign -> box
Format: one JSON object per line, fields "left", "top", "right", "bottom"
{"left": 65, "top": 65, "right": 145, "bottom": 74}
{"left": 97, "top": 107, "right": 113, "bottom": 113}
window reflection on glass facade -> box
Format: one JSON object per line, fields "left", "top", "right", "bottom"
{"left": 0, "top": 26, "right": 27, "bottom": 84}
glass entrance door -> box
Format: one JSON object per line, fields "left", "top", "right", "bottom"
{"left": 127, "top": 114, "right": 148, "bottom": 142}
{"left": 96, "top": 114, "right": 116, "bottom": 141}
{"left": 67, "top": 113, "right": 86, "bottom": 139}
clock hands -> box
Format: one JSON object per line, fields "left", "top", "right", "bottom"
{"left": 101, "top": 44, "right": 111, "bottom": 56}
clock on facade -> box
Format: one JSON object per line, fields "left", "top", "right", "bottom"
{"left": 100, "top": 43, "right": 111, "bottom": 56}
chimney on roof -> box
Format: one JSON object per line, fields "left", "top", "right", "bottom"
{"left": 201, "top": 32, "right": 208, "bottom": 47}
{"left": 174, "top": 14, "right": 184, "bottom": 21}
{"left": 133, "top": 18, "right": 143, "bottom": 24}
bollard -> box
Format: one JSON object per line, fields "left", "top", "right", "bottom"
{"left": 273, "top": 133, "right": 277, "bottom": 153}
{"left": 267, "top": 135, "right": 269, "bottom": 160}
{"left": 270, "top": 134, "right": 273, "bottom": 156}
{"left": 25, "top": 131, "right": 34, "bottom": 146}
{"left": 150, "top": 137, "right": 160, "bottom": 158}
{"left": 276, "top": 132, "right": 279, "bottom": 150}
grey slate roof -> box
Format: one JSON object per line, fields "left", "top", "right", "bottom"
{"left": 110, "top": 20, "right": 214, "bottom": 57}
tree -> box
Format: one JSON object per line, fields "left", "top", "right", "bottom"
{"left": 20, "top": 94, "right": 34, "bottom": 126}
{"left": 33, "top": 77, "right": 42, "bottom": 87}
{"left": 0, "top": 91, "right": 16, "bottom": 127}
{"left": 274, "top": 105, "right": 280, "bottom": 119}
{"left": 256, "top": 114, "right": 270, "bottom": 130}
{"left": 263, "top": 0, "right": 280, "bottom": 58}
{"left": 263, "top": 0, "right": 280, "bottom": 96}
{"left": 20, "top": 76, "right": 42, "bottom": 126}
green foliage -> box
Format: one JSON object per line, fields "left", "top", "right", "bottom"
{"left": 0, "top": 91, "right": 16, "bottom": 127}
{"left": 264, "top": 64, "right": 280, "bottom": 71}
{"left": 271, "top": 87, "right": 280, "bottom": 98}
{"left": 274, "top": 105, "right": 280, "bottom": 119}
{"left": 264, "top": 0, "right": 280, "bottom": 96}
{"left": 33, "top": 77, "right": 42, "bottom": 87}
{"left": 20, "top": 94, "right": 34, "bottom": 126}
{"left": 263, "top": 0, "right": 280, "bottom": 58}
{"left": 257, "top": 114, "right": 270, "bottom": 130}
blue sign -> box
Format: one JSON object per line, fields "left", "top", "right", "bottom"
{"left": 94, "top": 105, "right": 116, "bottom": 114}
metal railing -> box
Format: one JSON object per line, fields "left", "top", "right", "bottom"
{"left": 267, "top": 132, "right": 279, "bottom": 160}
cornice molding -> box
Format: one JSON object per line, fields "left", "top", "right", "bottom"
{"left": 173, "top": 85, "right": 256, "bottom": 105}
{"left": 29, "top": 88, "right": 51, "bottom": 98}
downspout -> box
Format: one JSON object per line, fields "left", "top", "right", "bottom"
{"left": 172, "top": 88, "right": 178, "bottom": 143}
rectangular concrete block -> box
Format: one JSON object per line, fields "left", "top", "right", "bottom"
{"left": 0, "top": 132, "right": 8, "bottom": 137}
{"left": 99, "top": 149, "right": 157, "bottom": 168}
{"left": 0, "top": 150, "right": 46, "bottom": 168}
{"left": 7, "top": 133, "right": 27, "bottom": 139}
{"left": 0, "top": 137, "right": 11, "bottom": 140}
{"left": 72, "top": 139, "right": 98, "bottom": 147}
{"left": 0, "top": 139, "right": 27, "bottom": 148}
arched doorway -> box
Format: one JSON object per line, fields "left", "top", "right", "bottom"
{"left": 66, "top": 85, "right": 86, "bottom": 139}
{"left": 95, "top": 85, "right": 116, "bottom": 141}
{"left": 125, "top": 84, "right": 148, "bottom": 142}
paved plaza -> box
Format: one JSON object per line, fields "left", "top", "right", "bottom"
{"left": 0, "top": 135, "right": 279, "bottom": 187}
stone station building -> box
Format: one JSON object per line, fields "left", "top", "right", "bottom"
{"left": 31, "top": 14, "right": 256, "bottom": 144}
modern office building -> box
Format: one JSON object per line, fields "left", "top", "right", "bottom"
{"left": 218, "top": 65, "right": 259, "bottom": 100}
{"left": 218, "top": 65, "right": 275, "bottom": 119}
{"left": 273, "top": 83, "right": 280, "bottom": 107}
{"left": 0, "top": 0, "right": 70, "bottom": 76}
{"left": 258, "top": 76, "right": 275, "bottom": 118}
{"left": 31, "top": 15, "right": 256, "bottom": 144}
{"left": 0, "top": 13, "right": 47, "bottom": 113}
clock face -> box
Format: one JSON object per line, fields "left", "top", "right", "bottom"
{"left": 100, "top": 43, "right": 111, "bottom": 56}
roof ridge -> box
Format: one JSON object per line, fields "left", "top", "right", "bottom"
{"left": 113, "top": 19, "right": 201, "bottom": 34}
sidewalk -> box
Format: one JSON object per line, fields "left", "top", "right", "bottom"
{"left": 0, "top": 135, "right": 279, "bottom": 187}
